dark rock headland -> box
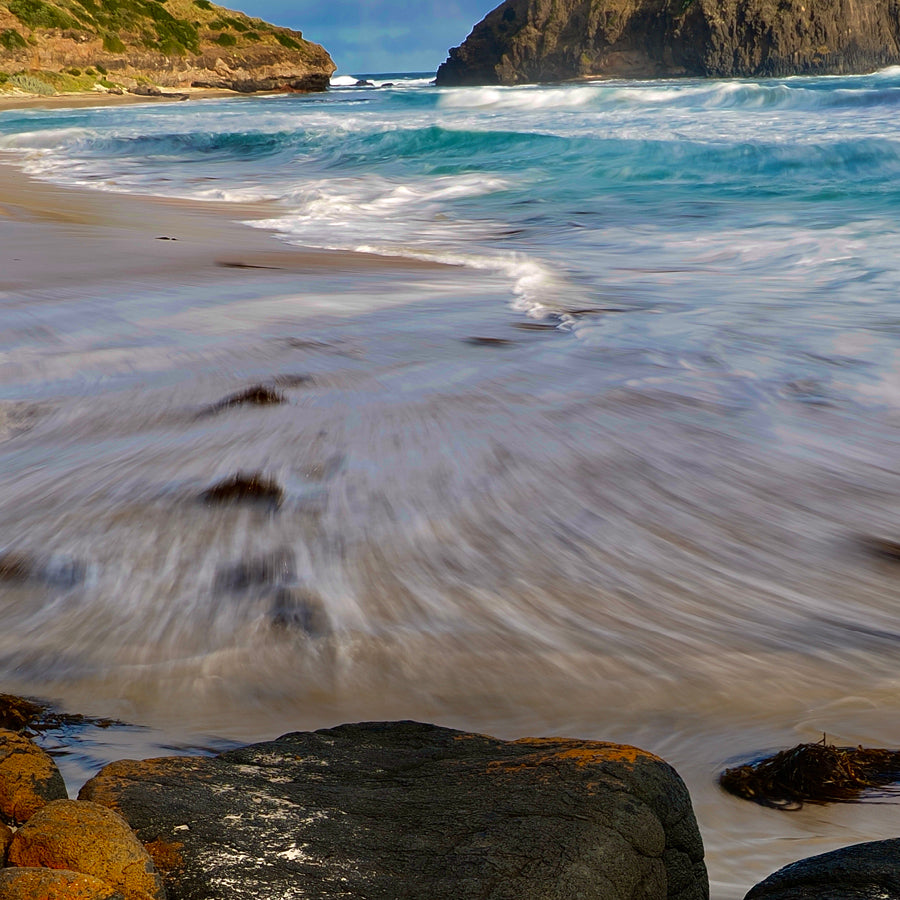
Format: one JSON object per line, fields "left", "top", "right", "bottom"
{"left": 435, "top": 0, "right": 900, "bottom": 85}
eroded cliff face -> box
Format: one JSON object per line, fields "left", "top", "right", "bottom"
{"left": 0, "top": 0, "right": 335, "bottom": 93}
{"left": 436, "top": 0, "right": 900, "bottom": 85}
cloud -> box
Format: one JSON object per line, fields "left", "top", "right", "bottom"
{"left": 225, "top": 0, "right": 497, "bottom": 73}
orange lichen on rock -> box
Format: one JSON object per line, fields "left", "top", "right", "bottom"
{"left": 79, "top": 757, "right": 210, "bottom": 814}
{"left": 0, "top": 867, "right": 127, "bottom": 900}
{"left": 483, "top": 738, "right": 664, "bottom": 781}
{"left": 8, "top": 799, "right": 166, "bottom": 900}
{"left": 0, "top": 729, "right": 68, "bottom": 824}
{"left": 516, "top": 738, "right": 663, "bottom": 765}
{"left": 144, "top": 839, "right": 184, "bottom": 876}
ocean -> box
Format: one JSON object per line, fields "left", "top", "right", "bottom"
{"left": 1, "top": 70, "right": 900, "bottom": 896}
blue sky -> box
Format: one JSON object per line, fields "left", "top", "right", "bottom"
{"left": 226, "top": 0, "right": 497, "bottom": 75}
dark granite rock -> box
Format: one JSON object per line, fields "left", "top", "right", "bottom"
{"left": 436, "top": 0, "right": 900, "bottom": 85}
{"left": 193, "top": 73, "right": 331, "bottom": 93}
{"left": 744, "top": 838, "right": 900, "bottom": 899}
{"left": 79, "top": 721, "right": 707, "bottom": 900}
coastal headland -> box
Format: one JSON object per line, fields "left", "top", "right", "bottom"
{"left": 436, "top": 0, "right": 900, "bottom": 84}
{"left": 0, "top": 0, "right": 334, "bottom": 97}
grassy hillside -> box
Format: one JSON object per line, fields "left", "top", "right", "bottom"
{"left": 0, "top": 0, "right": 335, "bottom": 94}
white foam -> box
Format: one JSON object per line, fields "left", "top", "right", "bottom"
{"left": 438, "top": 85, "right": 597, "bottom": 110}
{"left": 349, "top": 243, "right": 579, "bottom": 323}
{"left": 246, "top": 172, "right": 512, "bottom": 244}
{"left": 0, "top": 127, "right": 93, "bottom": 149}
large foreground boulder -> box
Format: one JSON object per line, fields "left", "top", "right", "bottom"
{"left": 744, "top": 838, "right": 900, "bottom": 899}
{"left": 80, "top": 720, "right": 708, "bottom": 900}
{"left": 435, "top": 0, "right": 900, "bottom": 85}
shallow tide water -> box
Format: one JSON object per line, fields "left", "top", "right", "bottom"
{"left": 1, "top": 72, "right": 899, "bottom": 897}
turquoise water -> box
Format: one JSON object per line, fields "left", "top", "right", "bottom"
{"left": 1, "top": 72, "right": 900, "bottom": 896}
{"left": 4, "top": 70, "right": 900, "bottom": 405}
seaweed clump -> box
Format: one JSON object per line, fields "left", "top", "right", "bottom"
{"left": 720, "top": 737, "right": 900, "bottom": 808}
{"left": 0, "top": 552, "right": 33, "bottom": 583}
{"left": 0, "top": 693, "right": 121, "bottom": 733}
{"left": 861, "top": 536, "right": 900, "bottom": 561}
{"left": 200, "top": 472, "right": 284, "bottom": 507}
{"left": 0, "top": 693, "right": 44, "bottom": 731}
{"left": 202, "top": 384, "right": 285, "bottom": 415}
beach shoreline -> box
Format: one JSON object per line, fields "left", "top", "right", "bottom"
{"left": 0, "top": 86, "right": 247, "bottom": 113}
{"left": 0, "top": 151, "right": 451, "bottom": 298}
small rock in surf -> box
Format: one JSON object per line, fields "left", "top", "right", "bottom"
{"left": 200, "top": 473, "right": 284, "bottom": 508}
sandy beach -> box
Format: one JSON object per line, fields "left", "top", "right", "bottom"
{"left": 0, "top": 157, "right": 448, "bottom": 296}
{"left": 0, "top": 87, "right": 247, "bottom": 112}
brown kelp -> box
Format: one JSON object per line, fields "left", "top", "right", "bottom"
{"left": 720, "top": 737, "right": 900, "bottom": 808}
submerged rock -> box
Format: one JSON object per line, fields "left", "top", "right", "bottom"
{"left": 268, "top": 586, "right": 330, "bottom": 635}
{"left": 463, "top": 336, "right": 515, "bottom": 346}
{"left": 79, "top": 720, "right": 707, "bottom": 900}
{"left": 213, "top": 548, "right": 295, "bottom": 592}
{"left": 744, "top": 838, "right": 900, "bottom": 899}
{"left": 436, "top": 0, "right": 900, "bottom": 85}
{"left": 8, "top": 799, "right": 166, "bottom": 900}
{"left": 0, "top": 729, "right": 68, "bottom": 824}
{"left": 0, "top": 551, "right": 86, "bottom": 589}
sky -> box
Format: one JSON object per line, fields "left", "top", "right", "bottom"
{"left": 225, "top": 0, "right": 498, "bottom": 75}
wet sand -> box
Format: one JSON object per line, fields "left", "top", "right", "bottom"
{"left": 0, "top": 87, "right": 242, "bottom": 112}
{"left": 0, "top": 160, "right": 449, "bottom": 294}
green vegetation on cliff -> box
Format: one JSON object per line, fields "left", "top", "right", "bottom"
{"left": 0, "top": 0, "right": 335, "bottom": 94}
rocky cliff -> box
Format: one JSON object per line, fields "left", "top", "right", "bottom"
{"left": 436, "top": 0, "right": 900, "bottom": 85}
{"left": 0, "top": 0, "right": 334, "bottom": 94}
